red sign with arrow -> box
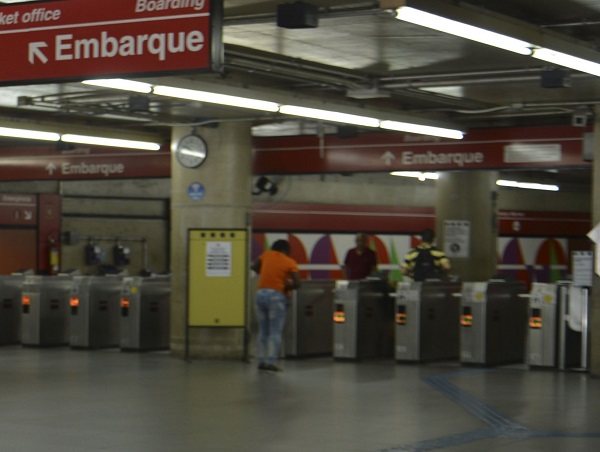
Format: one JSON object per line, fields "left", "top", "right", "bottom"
{"left": 0, "top": 0, "right": 220, "bottom": 85}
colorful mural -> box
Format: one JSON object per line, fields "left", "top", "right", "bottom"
{"left": 253, "top": 233, "right": 572, "bottom": 287}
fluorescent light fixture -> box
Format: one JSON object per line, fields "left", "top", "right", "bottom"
{"left": 61, "top": 134, "right": 161, "bottom": 151}
{"left": 153, "top": 85, "right": 280, "bottom": 112}
{"left": 532, "top": 48, "right": 600, "bottom": 77}
{"left": 279, "top": 105, "right": 380, "bottom": 128}
{"left": 380, "top": 120, "right": 464, "bottom": 139}
{"left": 396, "top": 6, "right": 533, "bottom": 56}
{"left": 391, "top": 171, "right": 439, "bottom": 181}
{"left": 0, "top": 127, "right": 59, "bottom": 142}
{"left": 82, "top": 79, "right": 153, "bottom": 94}
{"left": 496, "top": 179, "right": 559, "bottom": 191}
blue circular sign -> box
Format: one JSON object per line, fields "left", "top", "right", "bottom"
{"left": 188, "top": 182, "right": 206, "bottom": 201}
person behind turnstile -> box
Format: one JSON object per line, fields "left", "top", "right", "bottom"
{"left": 459, "top": 279, "right": 527, "bottom": 366}
{"left": 332, "top": 278, "right": 393, "bottom": 360}
{"left": 120, "top": 275, "right": 170, "bottom": 351}
{"left": 285, "top": 280, "right": 335, "bottom": 358}
{"left": 0, "top": 274, "right": 27, "bottom": 345}
{"left": 70, "top": 275, "right": 122, "bottom": 349}
{"left": 394, "top": 280, "right": 461, "bottom": 362}
{"left": 21, "top": 275, "right": 74, "bottom": 346}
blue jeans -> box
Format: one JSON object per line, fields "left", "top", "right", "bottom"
{"left": 255, "top": 288, "right": 289, "bottom": 365}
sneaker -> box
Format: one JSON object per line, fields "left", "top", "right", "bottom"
{"left": 257, "top": 363, "right": 268, "bottom": 370}
{"left": 264, "top": 364, "right": 282, "bottom": 372}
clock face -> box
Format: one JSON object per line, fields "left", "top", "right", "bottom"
{"left": 176, "top": 135, "right": 207, "bottom": 168}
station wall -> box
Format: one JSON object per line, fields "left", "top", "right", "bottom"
{"left": 0, "top": 171, "right": 590, "bottom": 279}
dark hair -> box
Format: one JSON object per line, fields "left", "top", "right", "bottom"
{"left": 271, "top": 239, "right": 291, "bottom": 254}
{"left": 420, "top": 229, "right": 435, "bottom": 243}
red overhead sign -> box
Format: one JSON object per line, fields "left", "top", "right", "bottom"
{"left": 0, "top": 0, "right": 221, "bottom": 84}
{"left": 253, "top": 126, "right": 592, "bottom": 174}
{"left": 0, "top": 146, "right": 171, "bottom": 180}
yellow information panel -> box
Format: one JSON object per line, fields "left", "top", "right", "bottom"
{"left": 188, "top": 229, "right": 247, "bottom": 327}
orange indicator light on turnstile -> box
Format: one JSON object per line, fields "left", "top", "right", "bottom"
{"left": 22, "top": 295, "right": 30, "bottom": 306}
{"left": 121, "top": 298, "right": 130, "bottom": 309}
{"left": 70, "top": 297, "right": 80, "bottom": 307}
{"left": 529, "top": 316, "right": 542, "bottom": 328}
{"left": 460, "top": 315, "right": 473, "bottom": 327}
{"left": 333, "top": 303, "right": 345, "bottom": 323}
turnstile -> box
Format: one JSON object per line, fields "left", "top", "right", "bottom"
{"left": 120, "top": 276, "right": 170, "bottom": 351}
{"left": 394, "top": 280, "right": 461, "bottom": 362}
{"left": 460, "top": 280, "right": 527, "bottom": 366}
{"left": 526, "top": 282, "right": 559, "bottom": 367}
{"left": 21, "top": 275, "right": 73, "bottom": 346}
{"left": 285, "top": 280, "right": 335, "bottom": 357}
{"left": 69, "top": 276, "right": 122, "bottom": 349}
{"left": 332, "top": 279, "right": 394, "bottom": 360}
{"left": 526, "top": 282, "right": 590, "bottom": 370}
{"left": 0, "top": 275, "right": 26, "bottom": 345}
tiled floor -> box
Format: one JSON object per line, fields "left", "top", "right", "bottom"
{"left": 0, "top": 347, "right": 598, "bottom": 451}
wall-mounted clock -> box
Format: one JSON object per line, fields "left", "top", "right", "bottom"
{"left": 175, "top": 134, "right": 208, "bottom": 168}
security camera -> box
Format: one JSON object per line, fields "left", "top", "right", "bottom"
{"left": 572, "top": 113, "right": 587, "bottom": 127}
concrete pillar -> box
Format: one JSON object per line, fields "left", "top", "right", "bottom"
{"left": 589, "top": 108, "right": 600, "bottom": 376}
{"left": 435, "top": 171, "right": 498, "bottom": 281}
{"left": 170, "top": 122, "right": 253, "bottom": 359}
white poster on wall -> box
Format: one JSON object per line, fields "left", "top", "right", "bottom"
{"left": 444, "top": 220, "right": 470, "bottom": 258}
{"left": 206, "top": 242, "right": 232, "bottom": 277}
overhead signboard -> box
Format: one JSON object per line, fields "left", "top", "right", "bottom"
{"left": 253, "top": 126, "right": 591, "bottom": 174}
{"left": 0, "top": 148, "right": 170, "bottom": 180}
{"left": 0, "top": 0, "right": 222, "bottom": 85}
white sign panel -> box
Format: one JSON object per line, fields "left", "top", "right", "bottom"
{"left": 572, "top": 251, "right": 593, "bottom": 286}
{"left": 444, "top": 220, "right": 470, "bottom": 258}
{"left": 205, "top": 242, "right": 232, "bottom": 277}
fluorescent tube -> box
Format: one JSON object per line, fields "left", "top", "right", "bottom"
{"left": 380, "top": 120, "right": 464, "bottom": 139}
{"left": 0, "top": 127, "right": 60, "bottom": 141}
{"left": 532, "top": 48, "right": 600, "bottom": 77}
{"left": 82, "top": 79, "right": 153, "bottom": 93}
{"left": 391, "top": 171, "right": 439, "bottom": 181}
{"left": 61, "top": 134, "right": 161, "bottom": 151}
{"left": 153, "top": 85, "right": 280, "bottom": 112}
{"left": 496, "top": 179, "right": 559, "bottom": 191}
{"left": 396, "top": 6, "right": 533, "bottom": 56}
{"left": 279, "top": 105, "right": 380, "bottom": 128}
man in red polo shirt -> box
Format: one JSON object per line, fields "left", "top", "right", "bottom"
{"left": 342, "top": 233, "right": 378, "bottom": 280}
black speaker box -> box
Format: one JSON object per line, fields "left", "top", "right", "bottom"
{"left": 277, "top": 2, "right": 318, "bottom": 29}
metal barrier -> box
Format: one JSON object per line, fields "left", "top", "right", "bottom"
{"left": 332, "top": 279, "right": 393, "bottom": 360}
{"left": 120, "top": 276, "right": 170, "bottom": 351}
{"left": 21, "top": 275, "right": 73, "bottom": 346}
{"left": 459, "top": 280, "right": 527, "bottom": 366}
{"left": 0, "top": 275, "right": 26, "bottom": 345}
{"left": 69, "top": 276, "right": 122, "bottom": 349}
{"left": 393, "top": 280, "right": 461, "bottom": 362}
{"left": 285, "top": 280, "right": 335, "bottom": 358}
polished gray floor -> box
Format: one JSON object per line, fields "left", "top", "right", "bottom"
{"left": 0, "top": 347, "right": 598, "bottom": 451}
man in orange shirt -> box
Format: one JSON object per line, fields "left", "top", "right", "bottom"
{"left": 251, "top": 239, "right": 301, "bottom": 372}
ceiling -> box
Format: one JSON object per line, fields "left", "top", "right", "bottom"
{"left": 0, "top": 0, "right": 598, "bottom": 189}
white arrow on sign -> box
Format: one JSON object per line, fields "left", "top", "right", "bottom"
{"left": 45, "top": 162, "right": 57, "bottom": 175}
{"left": 23, "top": 210, "right": 32, "bottom": 220}
{"left": 380, "top": 151, "right": 396, "bottom": 166}
{"left": 29, "top": 42, "right": 48, "bottom": 64}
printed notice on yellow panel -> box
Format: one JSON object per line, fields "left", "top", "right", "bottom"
{"left": 206, "top": 242, "right": 232, "bottom": 277}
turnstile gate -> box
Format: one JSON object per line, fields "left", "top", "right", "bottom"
{"left": 394, "top": 280, "right": 461, "bottom": 362}
{"left": 332, "top": 279, "right": 393, "bottom": 360}
{"left": 0, "top": 275, "right": 25, "bottom": 345}
{"left": 120, "top": 276, "right": 170, "bottom": 351}
{"left": 286, "top": 280, "right": 335, "bottom": 357}
{"left": 460, "top": 280, "right": 527, "bottom": 366}
{"left": 70, "top": 276, "right": 122, "bottom": 349}
{"left": 526, "top": 282, "right": 559, "bottom": 367}
{"left": 21, "top": 275, "right": 73, "bottom": 346}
